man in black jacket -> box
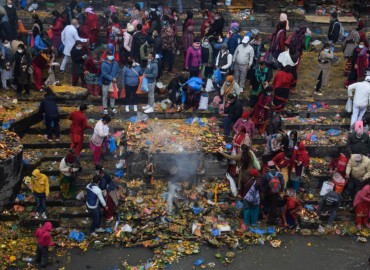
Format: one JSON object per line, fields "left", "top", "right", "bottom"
{"left": 347, "top": 127, "right": 370, "bottom": 156}
{"left": 223, "top": 93, "right": 243, "bottom": 136}
{"left": 40, "top": 88, "right": 60, "bottom": 142}
{"left": 131, "top": 24, "right": 147, "bottom": 63}
{"left": 3, "top": 0, "right": 17, "bottom": 40}
{"left": 327, "top": 12, "right": 340, "bottom": 63}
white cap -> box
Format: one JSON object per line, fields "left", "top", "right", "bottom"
{"left": 365, "top": 76, "right": 370, "bottom": 82}
{"left": 242, "top": 36, "right": 250, "bottom": 44}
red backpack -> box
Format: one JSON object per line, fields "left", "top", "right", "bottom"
{"left": 268, "top": 172, "right": 281, "bottom": 193}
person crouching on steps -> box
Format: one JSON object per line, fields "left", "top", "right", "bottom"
{"left": 34, "top": 222, "right": 55, "bottom": 268}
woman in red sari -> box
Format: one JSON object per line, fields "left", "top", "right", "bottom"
{"left": 68, "top": 104, "right": 92, "bottom": 156}
{"left": 252, "top": 85, "right": 272, "bottom": 136}
{"left": 353, "top": 184, "right": 370, "bottom": 230}
{"left": 272, "top": 65, "right": 294, "bottom": 112}
{"left": 228, "top": 126, "right": 251, "bottom": 177}
{"left": 85, "top": 8, "right": 99, "bottom": 50}
{"left": 346, "top": 41, "right": 369, "bottom": 86}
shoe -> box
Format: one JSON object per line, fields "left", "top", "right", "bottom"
{"left": 168, "top": 72, "right": 175, "bottom": 76}
{"left": 34, "top": 213, "right": 40, "bottom": 219}
{"left": 103, "top": 109, "right": 109, "bottom": 115}
{"left": 2, "top": 85, "right": 9, "bottom": 90}
{"left": 125, "top": 105, "right": 129, "bottom": 112}
{"left": 314, "top": 91, "right": 323, "bottom": 96}
{"left": 90, "top": 232, "right": 98, "bottom": 237}
{"left": 55, "top": 138, "right": 60, "bottom": 142}
{"left": 142, "top": 104, "right": 150, "bottom": 110}
{"left": 365, "top": 223, "right": 370, "bottom": 229}
{"left": 59, "top": 70, "right": 64, "bottom": 74}
{"left": 112, "top": 108, "right": 118, "bottom": 114}
{"left": 106, "top": 217, "right": 114, "bottom": 222}
{"left": 95, "top": 228, "right": 105, "bottom": 233}
{"left": 11, "top": 84, "right": 17, "bottom": 90}
{"left": 357, "top": 224, "right": 362, "bottom": 230}
{"left": 42, "top": 212, "right": 47, "bottom": 219}
{"left": 144, "top": 106, "right": 154, "bottom": 113}
{"left": 133, "top": 105, "right": 138, "bottom": 112}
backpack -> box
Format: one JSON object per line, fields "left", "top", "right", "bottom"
{"left": 244, "top": 180, "right": 260, "bottom": 205}
{"left": 325, "top": 192, "right": 338, "bottom": 206}
{"left": 268, "top": 172, "right": 281, "bottom": 193}
{"left": 136, "top": 33, "right": 148, "bottom": 48}
{"left": 333, "top": 22, "right": 345, "bottom": 42}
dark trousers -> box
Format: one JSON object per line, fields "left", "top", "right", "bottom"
{"left": 264, "top": 193, "right": 281, "bottom": 224}
{"left": 34, "top": 192, "right": 46, "bottom": 213}
{"left": 189, "top": 66, "right": 200, "bottom": 78}
{"left": 35, "top": 244, "right": 49, "bottom": 267}
{"left": 162, "top": 50, "right": 175, "bottom": 72}
{"left": 344, "top": 177, "right": 367, "bottom": 199}
{"left": 17, "top": 83, "right": 30, "bottom": 94}
{"left": 124, "top": 84, "right": 138, "bottom": 105}
{"left": 315, "top": 70, "right": 323, "bottom": 91}
{"left": 223, "top": 116, "right": 235, "bottom": 136}
{"left": 72, "top": 72, "right": 86, "bottom": 87}
{"left": 45, "top": 115, "right": 60, "bottom": 140}
{"left": 88, "top": 207, "right": 102, "bottom": 233}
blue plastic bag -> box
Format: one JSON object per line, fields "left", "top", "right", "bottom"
{"left": 213, "top": 69, "right": 222, "bottom": 84}
{"left": 69, "top": 231, "right": 85, "bottom": 242}
{"left": 108, "top": 136, "right": 117, "bottom": 153}
{"left": 193, "top": 259, "right": 205, "bottom": 266}
{"left": 327, "top": 129, "right": 341, "bottom": 136}
{"left": 115, "top": 169, "right": 124, "bottom": 178}
{"left": 141, "top": 77, "right": 149, "bottom": 92}
{"left": 192, "top": 206, "right": 203, "bottom": 215}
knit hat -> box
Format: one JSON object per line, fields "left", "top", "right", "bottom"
{"left": 242, "top": 110, "right": 250, "bottom": 119}
{"left": 226, "top": 75, "right": 234, "bottom": 82}
{"left": 358, "top": 20, "right": 365, "bottom": 30}
{"left": 249, "top": 168, "right": 259, "bottom": 177}
{"left": 355, "top": 120, "right": 364, "bottom": 132}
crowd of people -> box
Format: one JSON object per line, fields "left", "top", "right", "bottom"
{"left": 1, "top": 1, "right": 370, "bottom": 266}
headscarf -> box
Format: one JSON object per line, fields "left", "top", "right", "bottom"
{"left": 292, "top": 141, "right": 310, "bottom": 168}
{"left": 355, "top": 120, "right": 364, "bottom": 137}
{"left": 279, "top": 13, "right": 289, "bottom": 31}
{"left": 223, "top": 75, "right": 235, "bottom": 97}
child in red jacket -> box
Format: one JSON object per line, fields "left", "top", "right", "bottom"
{"left": 35, "top": 222, "right": 55, "bottom": 267}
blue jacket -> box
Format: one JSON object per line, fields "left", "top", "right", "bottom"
{"left": 0, "top": 44, "right": 11, "bottom": 63}
{"left": 144, "top": 59, "right": 158, "bottom": 83}
{"left": 40, "top": 94, "right": 59, "bottom": 117}
{"left": 34, "top": 35, "right": 47, "bottom": 54}
{"left": 101, "top": 60, "right": 120, "bottom": 85}
{"left": 121, "top": 65, "right": 142, "bottom": 87}
{"left": 228, "top": 33, "right": 241, "bottom": 55}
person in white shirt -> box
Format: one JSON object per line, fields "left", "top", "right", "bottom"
{"left": 232, "top": 36, "right": 254, "bottom": 91}
{"left": 60, "top": 19, "right": 88, "bottom": 73}
{"left": 348, "top": 76, "right": 370, "bottom": 129}
{"left": 90, "top": 115, "right": 111, "bottom": 165}
{"left": 86, "top": 175, "right": 107, "bottom": 236}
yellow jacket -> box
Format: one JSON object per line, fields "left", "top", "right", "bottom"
{"left": 31, "top": 169, "right": 50, "bottom": 196}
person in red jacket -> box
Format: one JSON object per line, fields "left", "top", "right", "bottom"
{"left": 272, "top": 65, "right": 294, "bottom": 112}
{"left": 200, "top": 11, "right": 213, "bottom": 38}
{"left": 68, "top": 104, "right": 92, "bottom": 155}
{"left": 50, "top": 11, "right": 65, "bottom": 53}
{"left": 34, "top": 222, "right": 55, "bottom": 267}
{"left": 85, "top": 7, "right": 99, "bottom": 50}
